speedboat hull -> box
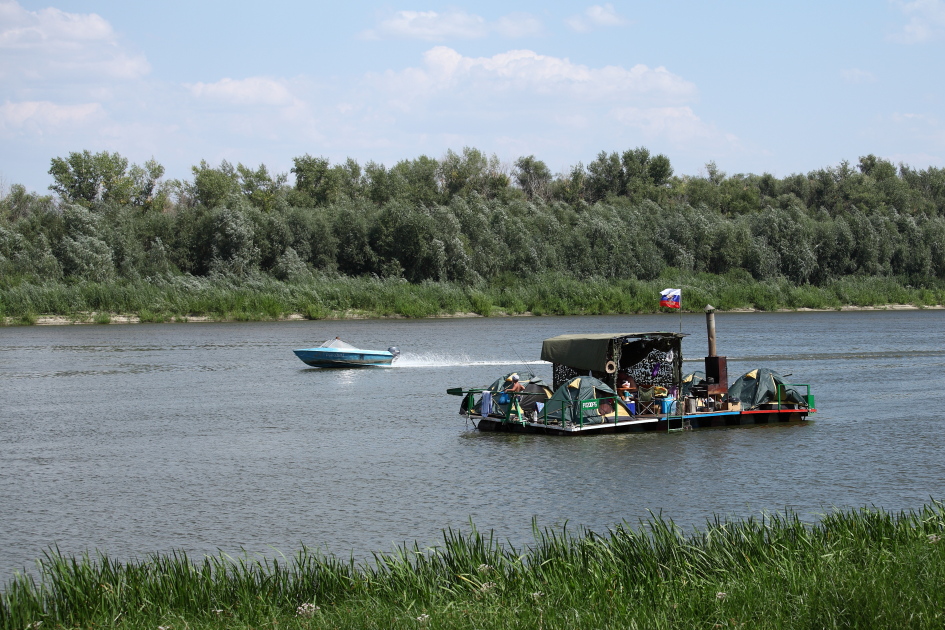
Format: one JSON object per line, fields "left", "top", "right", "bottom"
{"left": 293, "top": 347, "right": 395, "bottom": 368}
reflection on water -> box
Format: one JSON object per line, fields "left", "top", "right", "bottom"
{"left": 1, "top": 310, "right": 945, "bottom": 578}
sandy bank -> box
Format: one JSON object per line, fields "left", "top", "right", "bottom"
{"left": 2, "top": 303, "right": 939, "bottom": 326}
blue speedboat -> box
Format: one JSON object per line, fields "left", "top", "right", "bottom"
{"left": 293, "top": 337, "right": 401, "bottom": 368}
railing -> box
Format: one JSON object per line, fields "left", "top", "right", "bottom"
{"left": 449, "top": 388, "right": 678, "bottom": 429}
{"left": 498, "top": 392, "right": 623, "bottom": 428}
{"left": 775, "top": 383, "right": 814, "bottom": 411}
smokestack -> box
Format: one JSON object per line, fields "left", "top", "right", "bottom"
{"left": 705, "top": 304, "right": 717, "bottom": 357}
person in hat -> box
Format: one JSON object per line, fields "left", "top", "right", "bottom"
{"left": 505, "top": 373, "right": 525, "bottom": 393}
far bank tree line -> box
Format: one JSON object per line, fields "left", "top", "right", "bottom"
{"left": 2, "top": 147, "right": 945, "bottom": 288}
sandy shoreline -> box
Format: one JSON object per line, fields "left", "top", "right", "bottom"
{"left": 3, "top": 303, "right": 940, "bottom": 326}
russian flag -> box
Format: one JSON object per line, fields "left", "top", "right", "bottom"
{"left": 660, "top": 288, "right": 681, "bottom": 309}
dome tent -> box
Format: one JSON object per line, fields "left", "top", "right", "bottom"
{"left": 470, "top": 372, "right": 553, "bottom": 418}
{"left": 544, "top": 376, "right": 634, "bottom": 425}
{"left": 727, "top": 368, "right": 808, "bottom": 410}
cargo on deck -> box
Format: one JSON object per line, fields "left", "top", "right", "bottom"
{"left": 448, "top": 316, "right": 815, "bottom": 435}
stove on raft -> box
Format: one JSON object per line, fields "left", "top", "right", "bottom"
{"left": 447, "top": 307, "right": 815, "bottom": 436}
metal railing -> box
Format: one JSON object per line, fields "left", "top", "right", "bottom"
{"left": 775, "top": 383, "right": 813, "bottom": 411}
{"left": 452, "top": 389, "right": 669, "bottom": 429}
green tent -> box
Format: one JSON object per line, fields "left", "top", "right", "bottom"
{"left": 471, "top": 372, "right": 553, "bottom": 417}
{"left": 727, "top": 368, "right": 808, "bottom": 410}
{"left": 543, "top": 376, "right": 633, "bottom": 425}
{"left": 682, "top": 371, "right": 706, "bottom": 397}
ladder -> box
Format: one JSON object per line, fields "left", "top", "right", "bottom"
{"left": 667, "top": 398, "right": 691, "bottom": 432}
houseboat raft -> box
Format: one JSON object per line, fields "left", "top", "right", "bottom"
{"left": 447, "top": 307, "right": 815, "bottom": 436}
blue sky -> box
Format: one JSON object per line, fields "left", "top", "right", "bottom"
{"left": 1, "top": 0, "right": 944, "bottom": 194}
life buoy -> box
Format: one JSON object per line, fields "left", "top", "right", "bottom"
{"left": 604, "top": 360, "right": 617, "bottom": 374}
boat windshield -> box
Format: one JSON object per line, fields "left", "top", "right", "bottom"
{"left": 319, "top": 338, "right": 359, "bottom": 350}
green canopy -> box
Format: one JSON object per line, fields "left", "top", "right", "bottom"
{"left": 540, "top": 334, "right": 616, "bottom": 372}
{"left": 727, "top": 368, "right": 808, "bottom": 410}
{"left": 540, "top": 332, "right": 686, "bottom": 386}
{"left": 543, "top": 376, "right": 629, "bottom": 425}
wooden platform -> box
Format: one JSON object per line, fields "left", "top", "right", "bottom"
{"left": 470, "top": 407, "right": 814, "bottom": 436}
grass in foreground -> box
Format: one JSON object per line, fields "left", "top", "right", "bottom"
{"left": 2, "top": 502, "right": 945, "bottom": 629}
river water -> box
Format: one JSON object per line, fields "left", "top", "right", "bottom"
{"left": 2, "top": 310, "right": 944, "bottom": 579}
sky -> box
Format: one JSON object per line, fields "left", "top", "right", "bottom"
{"left": 1, "top": 0, "right": 944, "bottom": 194}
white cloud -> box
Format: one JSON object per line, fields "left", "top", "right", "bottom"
{"left": 611, "top": 107, "right": 739, "bottom": 149}
{"left": 0, "top": 0, "right": 149, "bottom": 82}
{"left": 566, "top": 4, "right": 629, "bottom": 33}
{"left": 362, "top": 9, "right": 542, "bottom": 41}
{"left": 0, "top": 16, "right": 737, "bottom": 196}
{"left": 841, "top": 68, "right": 877, "bottom": 83}
{"left": 352, "top": 47, "right": 718, "bottom": 165}
{"left": 892, "top": 112, "right": 938, "bottom": 123}
{"left": 182, "top": 76, "right": 324, "bottom": 146}
{"left": 0, "top": 100, "right": 103, "bottom": 135}
{"left": 494, "top": 13, "right": 544, "bottom": 38}
{"left": 187, "top": 77, "right": 297, "bottom": 107}
{"left": 363, "top": 10, "right": 486, "bottom": 40}
{"left": 371, "top": 47, "right": 696, "bottom": 107}
{"left": 889, "top": 0, "right": 945, "bottom": 43}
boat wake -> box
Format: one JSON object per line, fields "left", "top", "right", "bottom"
{"left": 395, "top": 353, "right": 548, "bottom": 368}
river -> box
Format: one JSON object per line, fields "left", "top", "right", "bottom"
{"left": 1, "top": 310, "right": 944, "bottom": 579}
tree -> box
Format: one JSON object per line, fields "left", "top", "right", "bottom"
{"left": 363, "top": 161, "right": 396, "bottom": 205}
{"left": 857, "top": 154, "right": 897, "bottom": 180}
{"left": 209, "top": 204, "right": 261, "bottom": 276}
{"left": 332, "top": 205, "right": 378, "bottom": 276}
{"left": 647, "top": 154, "right": 674, "bottom": 188}
{"left": 95, "top": 152, "right": 133, "bottom": 204}
{"left": 438, "top": 147, "right": 508, "bottom": 200}
{"left": 291, "top": 154, "right": 341, "bottom": 205}
{"left": 236, "top": 163, "right": 287, "bottom": 212}
{"left": 333, "top": 158, "right": 363, "bottom": 201}
{"left": 586, "top": 151, "right": 624, "bottom": 202}
{"left": 48, "top": 151, "right": 170, "bottom": 211}
{"left": 49, "top": 150, "right": 100, "bottom": 204}
{"left": 191, "top": 160, "right": 241, "bottom": 209}
{"left": 127, "top": 159, "right": 166, "bottom": 210}
{"left": 391, "top": 156, "right": 441, "bottom": 206}
{"left": 513, "top": 155, "right": 552, "bottom": 201}
{"left": 48, "top": 150, "right": 127, "bottom": 205}
{"left": 585, "top": 147, "right": 672, "bottom": 202}
{"left": 0, "top": 184, "right": 54, "bottom": 220}
{"left": 551, "top": 163, "right": 587, "bottom": 204}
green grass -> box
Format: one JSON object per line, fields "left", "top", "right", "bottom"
{"left": 0, "top": 272, "right": 943, "bottom": 324}
{"left": 3, "top": 503, "right": 945, "bottom": 629}
{"left": 15, "top": 312, "right": 37, "bottom": 326}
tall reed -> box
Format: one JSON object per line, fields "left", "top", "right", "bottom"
{"left": 3, "top": 502, "right": 945, "bottom": 629}
{"left": 1, "top": 272, "right": 943, "bottom": 324}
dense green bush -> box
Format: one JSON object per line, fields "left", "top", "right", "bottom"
{"left": 2, "top": 147, "right": 944, "bottom": 320}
